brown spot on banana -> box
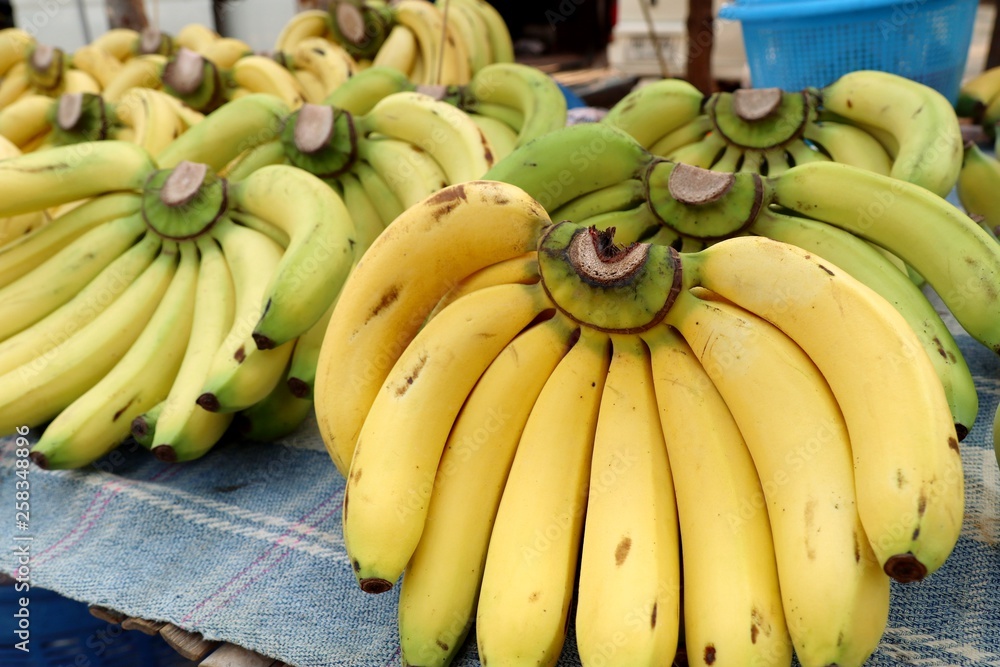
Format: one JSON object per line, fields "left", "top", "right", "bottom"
{"left": 528, "top": 591, "right": 539, "bottom": 602}
{"left": 234, "top": 345, "right": 246, "bottom": 363}
{"left": 948, "top": 436, "right": 960, "bottom": 453}
{"left": 394, "top": 353, "right": 428, "bottom": 396}
{"left": 651, "top": 602, "right": 657, "bottom": 628}
{"left": 818, "top": 264, "right": 835, "bottom": 276}
{"left": 112, "top": 398, "right": 136, "bottom": 421}
{"left": 897, "top": 469, "right": 906, "bottom": 488}
{"left": 614, "top": 536, "right": 631, "bottom": 566}
{"left": 436, "top": 639, "right": 449, "bottom": 651}
{"left": 366, "top": 285, "right": 400, "bottom": 323}
{"left": 704, "top": 644, "right": 716, "bottom": 664}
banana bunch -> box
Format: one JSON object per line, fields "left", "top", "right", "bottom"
{"left": 212, "top": 89, "right": 495, "bottom": 246}
{"left": 319, "top": 0, "right": 513, "bottom": 85}
{"left": 604, "top": 70, "right": 964, "bottom": 198}
{"left": 325, "top": 61, "right": 567, "bottom": 157}
{"left": 0, "top": 126, "right": 356, "bottom": 469}
{"left": 0, "top": 88, "right": 203, "bottom": 157}
{"left": 485, "top": 122, "right": 1000, "bottom": 440}
{"left": 313, "top": 178, "right": 963, "bottom": 667}
{"left": 956, "top": 64, "right": 1000, "bottom": 134}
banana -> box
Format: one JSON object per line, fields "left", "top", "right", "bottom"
{"left": 751, "top": 206, "right": 978, "bottom": 438}
{"left": 343, "top": 281, "right": 549, "bottom": 591}
{"left": 684, "top": 235, "right": 964, "bottom": 582}
{"left": 337, "top": 171, "right": 385, "bottom": 251}
{"left": 957, "top": 64, "right": 1000, "bottom": 119}
{"left": 274, "top": 9, "right": 333, "bottom": 54}
{"left": 130, "top": 400, "right": 164, "bottom": 449}
{"left": 175, "top": 23, "right": 220, "bottom": 54}
{"left": 350, "top": 159, "right": 405, "bottom": 225}
{"left": 0, "top": 231, "right": 160, "bottom": 379}
{"left": 358, "top": 90, "right": 495, "bottom": 183}
{"left": 0, "top": 133, "right": 18, "bottom": 158}
{"left": 574, "top": 200, "right": 662, "bottom": 245}
{"left": 0, "top": 243, "right": 176, "bottom": 438}
{"left": 820, "top": 69, "right": 963, "bottom": 197}
{"left": 438, "top": 0, "right": 491, "bottom": 73}
{"left": 28, "top": 241, "right": 198, "bottom": 470}
{"left": 112, "top": 87, "right": 185, "bottom": 157}
{"left": 761, "top": 145, "right": 792, "bottom": 176}
{"left": 0, "top": 210, "right": 48, "bottom": 246}
{"left": 470, "top": 113, "right": 517, "bottom": 159}
{"left": 669, "top": 288, "right": 890, "bottom": 666}
{"left": 370, "top": 25, "right": 419, "bottom": 78}
{"left": 466, "top": 62, "right": 568, "bottom": 147}
{"left": 196, "top": 217, "right": 294, "bottom": 413}
{"left": 784, "top": 138, "right": 828, "bottom": 167}
{"left": 428, "top": 251, "right": 539, "bottom": 318}
{"left": 291, "top": 37, "right": 356, "bottom": 100}
{"left": 324, "top": 64, "right": 415, "bottom": 115}
{"left": 0, "top": 94, "right": 55, "bottom": 149}
{"left": 227, "top": 55, "right": 307, "bottom": 109}
{"left": 0, "top": 192, "right": 142, "bottom": 289}
{"left": 219, "top": 139, "right": 287, "bottom": 181}
{"left": 100, "top": 54, "right": 166, "bottom": 103}
{"left": 603, "top": 78, "right": 706, "bottom": 149}
{"left": 227, "top": 164, "right": 356, "bottom": 348}
{"left": 314, "top": 180, "right": 550, "bottom": 476}
{"left": 476, "top": 327, "right": 610, "bottom": 666}
{"left": 148, "top": 235, "right": 236, "bottom": 463}
{"left": 398, "top": 315, "right": 572, "bottom": 667}
{"left": 472, "top": 100, "right": 523, "bottom": 132}
{"left": 234, "top": 361, "right": 312, "bottom": 442}
{"left": 355, "top": 135, "right": 449, "bottom": 208}
{"left": 575, "top": 334, "right": 681, "bottom": 666}
{"left": 0, "top": 213, "right": 147, "bottom": 340}
{"left": 202, "top": 37, "right": 253, "bottom": 69}
{"left": 957, "top": 141, "right": 1000, "bottom": 236}
{"left": 0, "top": 28, "right": 32, "bottom": 77}
{"left": 393, "top": 0, "right": 471, "bottom": 85}
{"left": 548, "top": 178, "right": 646, "bottom": 224}
{"left": 766, "top": 160, "right": 1000, "bottom": 354}
{"left": 711, "top": 143, "right": 743, "bottom": 172}
{"left": 643, "top": 325, "right": 793, "bottom": 667}
{"left": 483, "top": 122, "right": 653, "bottom": 213}
{"left": 134, "top": 28, "right": 176, "bottom": 59}
{"left": 802, "top": 120, "right": 893, "bottom": 176}
{"left": 61, "top": 69, "right": 101, "bottom": 95}
{"left": 70, "top": 44, "right": 124, "bottom": 90}
{"left": 0, "top": 61, "right": 31, "bottom": 108}
{"left": 285, "top": 294, "right": 340, "bottom": 401}
{"left": 289, "top": 67, "right": 327, "bottom": 105}
{"left": 157, "top": 93, "right": 289, "bottom": 171}
{"left": 90, "top": 28, "right": 140, "bottom": 62}
{"left": 0, "top": 140, "right": 154, "bottom": 218}
{"left": 647, "top": 114, "right": 712, "bottom": 157}
{"left": 454, "top": 0, "right": 514, "bottom": 63}
{"left": 665, "top": 131, "right": 726, "bottom": 169}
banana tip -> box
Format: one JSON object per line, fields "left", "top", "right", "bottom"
{"left": 152, "top": 445, "right": 177, "bottom": 463}
{"left": 252, "top": 332, "right": 276, "bottom": 350}
{"left": 359, "top": 577, "right": 392, "bottom": 594}
{"left": 956, "top": 423, "right": 969, "bottom": 442}
{"left": 287, "top": 377, "right": 310, "bottom": 399}
{"left": 884, "top": 553, "right": 927, "bottom": 583}
{"left": 28, "top": 451, "right": 49, "bottom": 470}
{"left": 196, "top": 393, "right": 221, "bottom": 413}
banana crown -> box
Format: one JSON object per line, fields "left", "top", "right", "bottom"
{"left": 163, "top": 48, "right": 225, "bottom": 113}
{"left": 280, "top": 103, "right": 358, "bottom": 178}
{"left": 26, "top": 43, "right": 67, "bottom": 92}
{"left": 646, "top": 161, "right": 764, "bottom": 240}
{"left": 48, "top": 92, "right": 111, "bottom": 144}
{"left": 141, "top": 161, "right": 227, "bottom": 239}
{"left": 707, "top": 87, "right": 816, "bottom": 149}
{"left": 135, "top": 27, "right": 176, "bottom": 58}
{"left": 538, "top": 222, "right": 680, "bottom": 333}
{"left": 330, "top": 0, "right": 393, "bottom": 59}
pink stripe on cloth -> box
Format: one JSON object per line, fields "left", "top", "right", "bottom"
{"left": 34, "top": 463, "right": 185, "bottom": 566}
{"left": 181, "top": 488, "right": 344, "bottom": 625}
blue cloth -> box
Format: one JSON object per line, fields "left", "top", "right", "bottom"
{"left": 2, "top": 317, "right": 1000, "bottom": 666}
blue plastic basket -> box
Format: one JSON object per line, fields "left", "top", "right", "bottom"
{"left": 719, "top": 0, "right": 979, "bottom": 104}
{"left": 1, "top": 582, "right": 195, "bottom": 667}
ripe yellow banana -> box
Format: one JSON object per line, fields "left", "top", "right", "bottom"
{"left": 371, "top": 24, "right": 418, "bottom": 77}
{"left": 314, "top": 180, "right": 550, "bottom": 476}
{"left": 100, "top": 54, "right": 166, "bottom": 103}
{"left": 343, "top": 281, "right": 550, "bottom": 591}
{"left": 274, "top": 9, "right": 334, "bottom": 54}
{"left": 0, "top": 28, "right": 32, "bottom": 77}
{"left": 90, "top": 28, "right": 140, "bottom": 62}
{"left": 643, "top": 325, "right": 793, "bottom": 667}
{"left": 0, "top": 94, "right": 55, "bottom": 149}
{"left": 684, "top": 235, "right": 964, "bottom": 582}
{"left": 670, "top": 289, "right": 890, "bottom": 666}
{"left": 228, "top": 55, "right": 307, "bottom": 108}
{"left": 802, "top": 120, "right": 893, "bottom": 176}
{"left": 393, "top": 0, "right": 470, "bottom": 85}
{"left": 398, "top": 315, "right": 572, "bottom": 667}
{"left": 575, "top": 334, "right": 681, "bottom": 666}
{"left": 476, "top": 327, "right": 610, "bottom": 666}
{"left": 71, "top": 44, "right": 124, "bottom": 90}
{"left": 112, "top": 87, "right": 185, "bottom": 157}
{"left": 202, "top": 36, "right": 253, "bottom": 69}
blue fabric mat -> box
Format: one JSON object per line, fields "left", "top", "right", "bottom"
{"left": 2, "top": 323, "right": 1000, "bottom": 667}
